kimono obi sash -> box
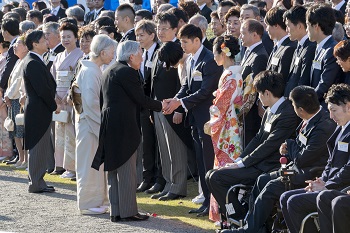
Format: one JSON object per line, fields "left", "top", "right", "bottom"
{"left": 56, "top": 70, "right": 74, "bottom": 88}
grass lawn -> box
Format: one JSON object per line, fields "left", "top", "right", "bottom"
{"left": 0, "top": 162, "right": 216, "bottom": 232}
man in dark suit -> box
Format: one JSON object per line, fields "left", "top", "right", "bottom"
{"left": 331, "top": 0, "right": 346, "bottom": 15}
{"left": 92, "top": 40, "right": 164, "bottom": 222}
{"left": 197, "top": 0, "right": 212, "bottom": 23}
{"left": 205, "top": 71, "right": 300, "bottom": 220}
{"left": 189, "top": 14, "right": 213, "bottom": 51}
{"left": 46, "top": 0, "right": 66, "bottom": 19}
{"left": 91, "top": 0, "right": 105, "bottom": 21}
{"left": 280, "top": 83, "right": 350, "bottom": 233}
{"left": 22, "top": 30, "right": 58, "bottom": 193}
{"left": 42, "top": 22, "right": 64, "bottom": 70}
{"left": 284, "top": 6, "right": 316, "bottom": 97}
{"left": 222, "top": 86, "right": 336, "bottom": 233}
{"left": 265, "top": 7, "right": 296, "bottom": 82}
{"left": 84, "top": 0, "right": 95, "bottom": 24}
{"left": 115, "top": 4, "right": 136, "bottom": 43}
{"left": 240, "top": 19, "right": 268, "bottom": 147}
{"left": 163, "top": 24, "right": 222, "bottom": 216}
{"left": 308, "top": 4, "right": 343, "bottom": 108}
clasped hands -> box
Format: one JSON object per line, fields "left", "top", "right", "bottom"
{"left": 304, "top": 177, "right": 326, "bottom": 193}
{"left": 161, "top": 98, "right": 183, "bottom": 124}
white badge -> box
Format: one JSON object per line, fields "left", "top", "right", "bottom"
{"left": 193, "top": 75, "right": 203, "bottom": 81}
{"left": 225, "top": 203, "right": 236, "bottom": 215}
{"left": 146, "top": 61, "right": 153, "bottom": 68}
{"left": 313, "top": 60, "right": 321, "bottom": 70}
{"left": 271, "top": 57, "right": 279, "bottom": 66}
{"left": 294, "top": 57, "right": 300, "bottom": 66}
{"left": 57, "top": 71, "right": 68, "bottom": 76}
{"left": 299, "top": 133, "right": 307, "bottom": 146}
{"left": 264, "top": 123, "right": 272, "bottom": 132}
{"left": 338, "top": 141, "right": 349, "bottom": 152}
{"left": 49, "top": 55, "right": 56, "bottom": 61}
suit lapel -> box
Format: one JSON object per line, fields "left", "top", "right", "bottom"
{"left": 189, "top": 47, "right": 206, "bottom": 88}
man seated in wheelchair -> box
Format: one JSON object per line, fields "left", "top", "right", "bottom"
{"left": 205, "top": 71, "right": 300, "bottom": 225}
{"left": 220, "top": 85, "right": 336, "bottom": 233}
{"left": 279, "top": 84, "right": 350, "bottom": 233}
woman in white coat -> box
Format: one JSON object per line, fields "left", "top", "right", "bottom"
{"left": 73, "top": 35, "right": 117, "bottom": 215}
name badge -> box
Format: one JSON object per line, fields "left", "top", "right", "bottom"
{"left": 294, "top": 57, "right": 300, "bottom": 66}
{"left": 299, "top": 133, "right": 307, "bottom": 146}
{"left": 264, "top": 123, "right": 272, "bottom": 132}
{"left": 57, "top": 71, "right": 68, "bottom": 76}
{"left": 338, "top": 141, "right": 348, "bottom": 152}
{"left": 313, "top": 60, "right": 321, "bottom": 70}
{"left": 193, "top": 75, "right": 202, "bottom": 81}
{"left": 146, "top": 61, "right": 153, "bottom": 68}
{"left": 49, "top": 55, "right": 56, "bottom": 61}
{"left": 271, "top": 57, "right": 279, "bottom": 66}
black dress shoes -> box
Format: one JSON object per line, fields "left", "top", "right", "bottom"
{"left": 158, "top": 192, "right": 185, "bottom": 201}
{"left": 50, "top": 169, "right": 66, "bottom": 175}
{"left": 151, "top": 190, "right": 168, "bottom": 199}
{"left": 5, "top": 156, "right": 18, "bottom": 164}
{"left": 196, "top": 206, "right": 209, "bottom": 217}
{"left": 121, "top": 213, "right": 149, "bottom": 221}
{"left": 145, "top": 183, "right": 164, "bottom": 194}
{"left": 137, "top": 181, "right": 153, "bottom": 193}
{"left": 110, "top": 216, "right": 121, "bottom": 222}
{"left": 189, "top": 205, "right": 207, "bottom": 214}
{"left": 29, "top": 187, "right": 55, "bottom": 193}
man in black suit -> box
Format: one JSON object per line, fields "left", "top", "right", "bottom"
{"left": 240, "top": 19, "right": 268, "bottom": 146}
{"left": 163, "top": 24, "right": 222, "bottom": 216}
{"left": 22, "top": 30, "right": 58, "bottom": 193}
{"left": 331, "top": 0, "right": 346, "bottom": 15}
{"left": 189, "top": 14, "right": 213, "bottom": 51}
{"left": 26, "top": 10, "right": 43, "bottom": 28}
{"left": 308, "top": 4, "right": 342, "bottom": 108}
{"left": 42, "top": 22, "right": 65, "bottom": 70}
{"left": 280, "top": 84, "right": 350, "bottom": 233}
{"left": 115, "top": 4, "right": 136, "bottom": 42}
{"left": 222, "top": 86, "right": 336, "bottom": 233}
{"left": 84, "top": 0, "right": 95, "bottom": 24}
{"left": 197, "top": 0, "right": 212, "bottom": 23}
{"left": 205, "top": 71, "right": 300, "bottom": 220}
{"left": 265, "top": 7, "right": 296, "bottom": 82}
{"left": 91, "top": 0, "right": 105, "bottom": 21}
{"left": 283, "top": 5, "right": 316, "bottom": 97}
{"left": 47, "top": 0, "right": 66, "bottom": 19}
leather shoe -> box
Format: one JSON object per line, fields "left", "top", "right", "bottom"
{"left": 50, "top": 169, "right": 66, "bottom": 175}
{"left": 144, "top": 183, "right": 164, "bottom": 194}
{"left": 196, "top": 207, "right": 209, "bottom": 217}
{"left": 121, "top": 213, "right": 149, "bottom": 221}
{"left": 110, "top": 216, "right": 121, "bottom": 222}
{"left": 151, "top": 190, "right": 168, "bottom": 199}
{"left": 189, "top": 205, "right": 207, "bottom": 214}
{"left": 29, "top": 187, "right": 56, "bottom": 193}
{"left": 158, "top": 192, "right": 185, "bottom": 201}
{"left": 6, "top": 156, "right": 19, "bottom": 165}
{"left": 136, "top": 181, "right": 153, "bottom": 193}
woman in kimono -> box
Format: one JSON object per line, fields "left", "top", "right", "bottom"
{"left": 51, "top": 22, "right": 83, "bottom": 179}
{"left": 207, "top": 35, "right": 243, "bottom": 222}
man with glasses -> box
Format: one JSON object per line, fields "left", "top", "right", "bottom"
{"left": 84, "top": 0, "right": 95, "bottom": 24}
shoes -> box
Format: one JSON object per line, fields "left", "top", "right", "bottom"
{"left": 29, "top": 187, "right": 55, "bottom": 193}
{"left": 145, "top": 183, "right": 164, "bottom": 194}
{"left": 60, "top": 171, "right": 76, "bottom": 179}
{"left": 192, "top": 192, "right": 205, "bottom": 204}
{"left": 71, "top": 177, "right": 76, "bottom": 181}
{"left": 81, "top": 207, "right": 106, "bottom": 215}
{"left": 6, "top": 156, "right": 19, "bottom": 165}
{"left": 137, "top": 181, "right": 153, "bottom": 193}
{"left": 0, "top": 156, "right": 12, "bottom": 163}
{"left": 189, "top": 205, "right": 207, "bottom": 214}
{"left": 121, "top": 213, "right": 149, "bottom": 221}
{"left": 196, "top": 206, "right": 209, "bottom": 217}
{"left": 13, "top": 160, "right": 23, "bottom": 167}
{"left": 50, "top": 169, "right": 66, "bottom": 175}
{"left": 16, "top": 162, "right": 28, "bottom": 169}
{"left": 110, "top": 216, "right": 121, "bottom": 222}
{"left": 158, "top": 192, "right": 185, "bottom": 201}
{"left": 151, "top": 190, "right": 168, "bottom": 199}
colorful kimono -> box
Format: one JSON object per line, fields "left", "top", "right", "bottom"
{"left": 52, "top": 48, "right": 83, "bottom": 171}
{"left": 208, "top": 65, "right": 244, "bottom": 221}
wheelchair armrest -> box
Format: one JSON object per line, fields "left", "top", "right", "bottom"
{"left": 300, "top": 212, "right": 318, "bottom": 233}
{"left": 341, "top": 186, "right": 350, "bottom": 193}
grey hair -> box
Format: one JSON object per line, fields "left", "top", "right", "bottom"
{"left": 117, "top": 41, "right": 140, "bottom": 62}
{"left": 158, "top": 3, "right": 174, "bottom": 13}
{"left": 66, "top": 6, "right": 85, "bottom": 22}
{"left": 241, "top": 4, "right": 260, "bottom": 17}
{"left": 189, "top": 14, "right": 208, "bottom": 31}
{"left": 90, "top": 34, "right": 118, "bottom": 59}
{"left": 42, "top": 22, "right": 60, "bottom": 34}
{"left": 332, "top": 22, "right": 345, "bottom": 43}
{"left": 99, "top": 10, "right": 115, "bottom": 20}
{"left": 19, "top": 20, "right": 36, "bottom": 33}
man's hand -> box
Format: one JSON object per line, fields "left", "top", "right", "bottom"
{"left": 163, "top": 98, "right": 181, "bottom": 115}
{"left": 173, "top": 112, "right": 183, "bottom": 124}
{"left": 280, "top": 142, "right": 288, "bottom": 155}
{"left": 219, "top": 163, "right": 239, "bottom": 170}
{"left": 305, "top": 177, "right": 326, "bottom": 192}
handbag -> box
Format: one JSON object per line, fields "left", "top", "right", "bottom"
{"left": 52, "top": 110, "right": 70, "bottom": 123}
{"left": 4, "top": 107, "right": 14, "bottom": 131}
{"left": 70, "top": 82, "right": 83, "bottom": 114}
{"left": 15, "top": 107, "right": 24, "bottom": 126}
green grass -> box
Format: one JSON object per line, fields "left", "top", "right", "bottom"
{"left": 0, "top": 163, "right": 216, "bottom": 231}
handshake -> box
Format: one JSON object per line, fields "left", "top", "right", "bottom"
{"left": 161, "top": 98, "right": 181, "bottom": 115}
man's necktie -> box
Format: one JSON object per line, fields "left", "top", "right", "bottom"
{"left": 272, "top": 45, "right": 278, "bottom": 54}
{"left": 299, "top": 121, "right": 307, "bottom": 133}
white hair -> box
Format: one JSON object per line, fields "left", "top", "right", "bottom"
{"left": 66, "top": 6, "right": 85, "bottom": 22}
{"left": 332, "top": 22, "right": 345, "bottom": 43}
{"left": 189, "top": 14, "right": 208, "bottom": 31}
{"left": 19, "top": 20, "right": 36, "bottom": 33}
{"left": 90, "top": 34, "right": 118, "bottom": 59}
{"left": 116, "top": 41, "right": 140, "bottom": 62}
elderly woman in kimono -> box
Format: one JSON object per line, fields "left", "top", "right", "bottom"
{"left": 51, "top": 22, "right": 83, "bottom": 179}
{"left": 72, "top": 35, "right": 117, "bottom": 215}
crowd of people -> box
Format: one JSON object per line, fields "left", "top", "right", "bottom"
{"left": 0, "top": 0, "right": 350, "bottom": 232}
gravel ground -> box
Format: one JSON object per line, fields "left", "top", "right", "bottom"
{"left": 0, "top": 168, "right": 210, "bottom": 233}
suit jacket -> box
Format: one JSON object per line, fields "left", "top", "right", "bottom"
{"left": 176, "top": 46, "right": 222, "bottom": 128}
{"left": 240, "top": 99, "right": 300, "bottom": 173}
{"left": 200, "top": 5, "right": 212, "bottom": 23}
{"left": 22, "top": 53, "right": 57, "bottom": 150}
{"left": 56, "top": 7, "right": 66, "bottom": 19}
{"left": 203, "top": 38, "right": 213, "bottom": 51}
{"left": 92, "top": 61, "right": 162, "bottom": 171}
{"left": 322, "top": 123, "right": 350, "bottom": 190}
{"left": 120, "top": 29, "right": 136, "bottom": 43}
{"left": 142, "top": 43, "right": 160, "bottom": 97}
{"left": 0, "top": 43, "right": 19, "bottom": 89}
{"left": 285, "top": 108, "right": 336, "bottom": 185}
{"left": 311, "top": 36, "right": 343, "bottom": 105}
{"left": 262, "top": 31, "right": 274, "bottom": 56}
{"left": 43, "top": 44, "right": 65, "bottom": 70}
{"left": 284, "top": 38, "right": 316, "bottom": 97}
{"left": 267, "top": 37, "right": 297, "bottom": 81}
{"left": 85, "top": 7, "right": 105, "bottom": 24}
{"left": 339, "top": 3, "right": 346, "bottom": 15}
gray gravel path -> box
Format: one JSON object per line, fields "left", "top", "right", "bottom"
{"left": 0, "top": 167, "right": 210, "bottom": 233}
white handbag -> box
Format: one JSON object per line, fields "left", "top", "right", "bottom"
{"left": 52, "top": 110, "right": 70, "bottom": 123}
{"left": 4, "top": 108, "right": 14, "bottom": 131}
{"left": 15, "top": 107, "right": 24, "bottom": 126}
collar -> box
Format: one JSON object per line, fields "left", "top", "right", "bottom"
{"left": 304, "top": 106, "right": 322, "bottom": 125}
{"left": 276, "top": 35, "right": 289, "bottom": 49}
{"left": 51, "top": 5, "right": 60, "bottom": 11}
{"left": 341, "top": 120, "right": 350, "bottom": 134}
{"left": 95, "top": 7, "right": 103, "bottom": 14}
{"left": 51, "top": 42, "right": 61, "bottom": 52}
{"left": 199, "top": 3, "right": 206, "bottom": 10}
{"left": 191, "top": 45, "right": 204, "bottom": 65}
{"left": 145, "top": 42, "right": 157, "bottom": 58}
{"left": 269, "top": 97, "right": 285, "bottom": 114}
{"left": 316, "top": 35, "right": 332, "bottom": 53}
{"left": 248, "top": 41, "right": 262, "bottom": 52}
{"left": 333, "top": 0, "right": 345, "bottom": 10}
{"left": 299, "top": 34, "right": 308, "bottom": 47}
{"left": 30, "top": 51, "right": 44, "bottom": 61}
{"left": 202, "top": 37, "right": 207, "bottom": 43}
{"left": 122, "top": 28, "right": 134, "bottom": 36}
{"left": 10, "top": 36, "right": 18, "bottom": 47}
{"left": 171, "top": 37, "right": 177, "bottom": 42}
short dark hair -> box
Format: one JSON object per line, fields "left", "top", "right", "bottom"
{"left": 325, "top": 84, "right": 350, "bottom": 105}
{"left": 25, "top": 29, "right": 43, "bottom": 50}
{"left": 168, "top": 7, "right": 188, "bottom": 23}
{"left": 135, "top": 9, "right": 153, "bottom": 20}
{"left": 27, "top": 10, "right": 43, "bottom": 23}
{"left": 334, "top": 40, "right": 350, "bottom": 61}
{"left": 178, "top": 24, "right": 202, "bottom": 41}
{"left": 78, "top": 25, "right": 96, "bottom": 39}
{"left": 60, "top": 0, "right": 68, "bottom": 9}
{"left": 3, "top": 4, "right": 14, "bottom": 12}
{"left": 156, "top": 12, "right": 178, "bottom": 29}
{"left": 12, "top": 7, "right": 27, "bottom": 21}
{"left": 289, "top": 86, "right": 320, "bottom": 114}
{"left": 1, "top": 18, "right": 19, "bottom": 36}
{"left": 224, "top": 7, "right": 240, "bottom": 22}
{"left": 210, "top": 11, "right": 219, "bottom": 19}
{"left": 117, "top": 3, "right": 136, "bottom": 22}
{"left": 264, "top": 7, "right": 287, "bottom": 30}
{"left": 59, "top": 22, "right": 79, "bottom": 38}
{"left": 94, "top": 16, "right": 115, "bottom": 30}
{"left": 253, "top": 70, "right": 285, "bottom": 98}
{"left": 135, "top": 20, "right": 157, "bottom": 42}
{"left": 306, "top": 4, "right": 335, "bottom": 36}
{"left": 4, "top": 12, "right": 20, "bottom": 22}
{"left": 213, "top": 35, "right": 240, "bottom": 59}
{"left": 333, "top": 9, "right": 344, "bottom": 25}
{"left": 283, "top": 5, "right": 307, "bottom": 28}
{"left": 246, "top": 19, "right": 264, "bottom": 38}
{"left": 218, "top": 1, "right": 236, "bottom": 8}
{"left": 59, "top": 17, "right": 78, "bottom": 26}
{"left": 99, "top": 25, "right": 118, "bottom": 39}
{"left": 32, "top": 1, "right": 47, "bottom": 11}
{"left": 178, "top": 1, "right": 200, "bottom": 19}
{"left": 158, "top": 41, "right": 184, "bottom": 71}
